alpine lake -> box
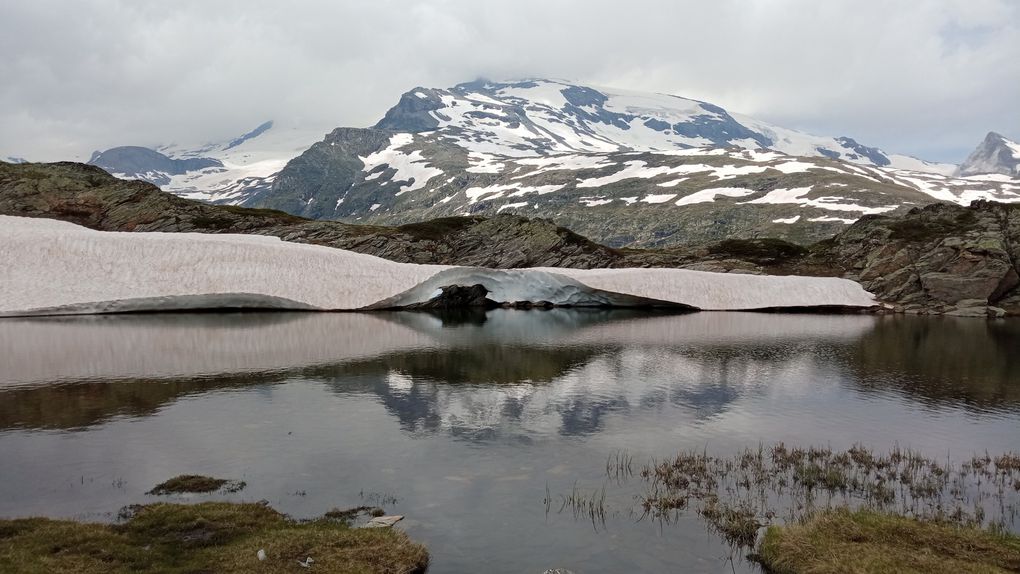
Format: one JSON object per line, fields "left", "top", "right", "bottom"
{"left": 1, "top": 310, "right": 1018, "bottom": 573}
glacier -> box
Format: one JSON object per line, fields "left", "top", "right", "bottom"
{"left": 0, "top": 216, "right": 877, "bottom": 317}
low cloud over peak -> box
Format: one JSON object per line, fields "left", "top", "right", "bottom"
{"left": 2, "top": 0, "right": 1017, "bottom": 163}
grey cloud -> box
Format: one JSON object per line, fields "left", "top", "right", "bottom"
{"left": 1, "top": 0, "right": 1017, "bottom": 162}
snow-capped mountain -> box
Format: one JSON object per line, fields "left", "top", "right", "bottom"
{"left": 88, "top": 121, "right": 328, "bottom": 203}
{"left": 372, "top": 79, "right": 953, "bottom": 173}
{"left": 89, "top": 79, "right": 1019, "bottom": 247}
{"left": 230, "top": 80, "right": 1017, "bottom": 247}
{"left": 957, "top": 132, "right": 1020, "bottom": 177}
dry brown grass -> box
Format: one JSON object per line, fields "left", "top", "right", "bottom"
{"left": 756, "top": 508, "right": 1020, "bottom": 574}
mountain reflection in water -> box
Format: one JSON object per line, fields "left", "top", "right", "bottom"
{"left": 2, "top": 310, "right": 1019, "bottom": 574}
{"left": 1, "top": 311, "right": 1017, "bottom": 434}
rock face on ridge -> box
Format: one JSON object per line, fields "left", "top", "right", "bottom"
{"left": 810, "top": 201, "right": 1020, "bottom": 317}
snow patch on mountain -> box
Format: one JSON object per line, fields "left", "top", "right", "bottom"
{"left": 360, "top": 134, "right": 444, "bottom": 195}
{"left": 579, "top": 196, "right": 614, "bottom": 207}
{"left": 808, "top": 216, "right": 857, "bottom": 224}
{"left": 466, "top": 152, "right": 506, "bottom": 174}
{"left": 1007, "top": 139, "right": 1020, "bottom": 160}
{"left": 464, "top": 183, "right": 564, "bottom": 203}
{"left": 742, "top": 186, "right": 898, "bottom": 214}
{"left": 675, "top": 187, "right": 758, "bottom": 206}
{"left": 640, "top": 194, "right": 677, "bottom": 204}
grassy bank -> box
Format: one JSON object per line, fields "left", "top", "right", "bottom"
{"left": 756, "top": 507, "right": 1020, "bottom": 573}
{"left": 0, "top": 502, "right": 428, "bottom": 573}
{"left": 625, "top": 443, "right": 1020, "bottom": 570}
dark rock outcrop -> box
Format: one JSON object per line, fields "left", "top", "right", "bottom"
{"left": 244, "top": 127, "right": 393, "bottom": 220}
{"left": 805, "top": 201, "right": 1020, "bottom": 316}
{"left": 373, "top": 89, "right": 443, "bottom": 132}
{"left": 400, "top": 284, "right": 495, "bottom": 309}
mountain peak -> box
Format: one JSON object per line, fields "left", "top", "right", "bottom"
{"left": 957, "top": 132, "right": 1020, "bottom": 177}
{"left": 369, "top": 78, "right": 902, "bottom": 166}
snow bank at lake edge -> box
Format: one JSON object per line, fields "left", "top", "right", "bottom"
{"left": 0, "top": 216, "right": 877, "bottom": 316}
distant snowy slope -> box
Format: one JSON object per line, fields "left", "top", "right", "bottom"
{"left": 89, "top": 121, "right": 329, "bottom": 204}
{"left": 160, "top": 122, "right": 328, "bottom": 203}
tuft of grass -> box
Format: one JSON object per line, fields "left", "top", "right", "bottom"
{"left": 147, "top": 475, "right": 245, "bottom": 495}
{"left": 637, "top": 443, "right": 1020, "bottom": 552}
{"left": 0, "top": 502, "right": 429, "bottom": 574}
{"left": 698, "top": 498, "right": 762, "bottom": 548}
{"left": 756, "top": 507, "right": 1020, "bottom": 574}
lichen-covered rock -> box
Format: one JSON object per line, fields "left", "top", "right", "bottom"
{"left": 807, "top": 201, "right": 1020, "bottom": 315}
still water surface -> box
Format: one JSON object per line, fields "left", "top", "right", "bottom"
{"left": 1, "top": 311, "right": 1018, "bottom": 573}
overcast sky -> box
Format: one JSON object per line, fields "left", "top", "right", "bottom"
{"left": 2, "top": 0, "right": 1018, "bottom": 163}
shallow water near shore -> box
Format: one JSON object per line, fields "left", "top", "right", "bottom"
{"left": 1, "top": 310, "right": 1018, "bottom": 573}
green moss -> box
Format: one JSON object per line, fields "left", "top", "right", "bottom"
{"left": 706, "top": 238, "right": 808, "bottom": 264}
{"left": 0, "top": 502, "right": 429, "bottom": 574}
{"left": 756, "top": 508, "right": 1020, "bottom": 573}
{"left": 188, "top": 215, "right": 236, "bottom": 229}
{"left": 886, "top": 207, "right": 981, "bottom": 243}
{"left": 219, "top": 205, "right": 306, "bottom": 223}
{"left": 147, "top": 475, "right": 245, "bottom": 495}
{"left": 396, "top": 216, "right": 484, "bottom": 240}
